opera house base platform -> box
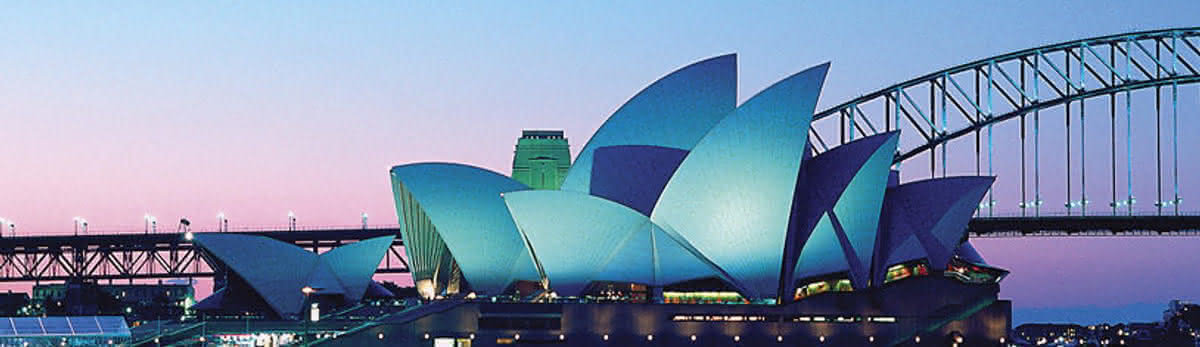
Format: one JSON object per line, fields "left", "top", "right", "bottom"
{"left": 327, "top": 276, "right": 1010, "bottom": 347}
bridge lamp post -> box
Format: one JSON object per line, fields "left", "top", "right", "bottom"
{"left": 361, "top": 213, "right": 368, "bottom": 229}
{"left": 144, "top": 214, "right": 158, "bottom": 234}
{"left": 288, "top": 211, "right": 296, "bottom": 231}
{"left": 216, "top": 212, "right": 227, "bottom": 233}
{"left": 73, "top": 217, "right": 88, "bottom": 236}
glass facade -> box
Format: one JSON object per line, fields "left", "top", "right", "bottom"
{"left": 793, "top": 277, "right": 853, "bottom": 301}
{"left": 663, "top": 291, "right": 746, "bottom": 304}
{"left": 883, "top": 261, "right": 931, "bottom": 284}
{"left": 945, "top": 258, "right": 1009, "bottom": 284}
{"left": 0, "top": 316, "right": 130, "bottom": 346}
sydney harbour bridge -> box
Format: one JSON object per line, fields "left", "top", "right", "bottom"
{"left": 0, "top": 28, "right": 1197, "bottom": 283}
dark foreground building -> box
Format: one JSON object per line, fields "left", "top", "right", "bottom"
{"left": 326, "top": 276, "right": 1009, "bottom": 346}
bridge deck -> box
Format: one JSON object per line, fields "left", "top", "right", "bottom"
{"left": 0, "top": 228, "right": 408, "bottom": 283}
{"left": 0, "top": 216, "right": 1195, "bottom": 283}
{"left": 968, "top": 215, "right": 1200, "bottom": 237}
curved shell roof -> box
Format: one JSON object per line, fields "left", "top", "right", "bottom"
{"left": 390, "top": 163, "right": 539, "bottom": 295}
{"left": 884, "top": 176, "right": 995, "bottom": 269}
{"left": 790, "top": 132, "right": 898, "bottom": 288}
{"left": 560, "top": 54, "right": 737, "bottom": 193}
{"left": 194, "top": 234, "right": 395, "bottom": 317}
{"left": 503, "top": 190, "right": 729, "bottom": 296}
{"left": 651, "top": 63, "right": 829, "bottom": 299}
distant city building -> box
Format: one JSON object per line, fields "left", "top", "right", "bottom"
{"left": 1165, "top": 300, "right": 1200, "bottom": 345}
{"left": 32, "top": 282, "right": 193, "bottom": 322}
{"left": 1013, "top": 323, "right": 1085, "bottom": 345}
{"left": 0, "top": 291, "right": 29, "bottom": 316}
{"left": 1011, "top": 300, "right": 1200, "bottom": 346}
{"left": 511, "top": 130, "right": 571, "bottom": 190}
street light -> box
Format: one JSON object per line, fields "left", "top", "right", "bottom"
{"left": 73, "top": 217, "right": 88, "bottom": 236}
{"left": 301, "top": 286, "right": 321, "bottom": 341}
{"left": 216, "top": 212, "right": 227, "bottom": 232}
{"left": 287, "top": 211, "right": 296, "bottom": 231}
{"left": 361, "top": 212, "right": 368, "bottom": 229}
{"left": 144, "top": 214, "right": 157, "bottom": 234}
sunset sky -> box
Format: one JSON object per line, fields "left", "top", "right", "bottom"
{"left": 1, "top": 1, "right": 1198, "bottom": 325}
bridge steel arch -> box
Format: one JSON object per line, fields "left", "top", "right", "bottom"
{"left": 810, "top": 27, "right": 1200, "bottom": 218}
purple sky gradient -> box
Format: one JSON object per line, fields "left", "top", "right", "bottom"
{"left": 1, "top": 2, "right": 1198, "bottom": 325}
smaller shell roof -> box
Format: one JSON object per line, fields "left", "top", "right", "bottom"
{"left": 195, "top": 233, "right": 395, "bottom": 317}
{"left": 390, "top": 163, "right": 538, "bottom": 295}
{"left": 503, "top": 190, "right": 730, "bottom": 296}
{"left": 652, "top": 62, "right": 830, "bottom": 299}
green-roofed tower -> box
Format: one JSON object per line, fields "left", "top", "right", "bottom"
{"left": 512, "top": 130, "right": 571, "bottom": 190}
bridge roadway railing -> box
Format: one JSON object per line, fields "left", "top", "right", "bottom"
{"left": 968, "top": 214, "right": 1200, "bottom": 237}
{"left": 0, "top": 226, "right": 408, "bottom": 283}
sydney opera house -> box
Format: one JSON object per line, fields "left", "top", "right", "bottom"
{"left": 341, "top": 54, "right": 1012, "bottom": 346}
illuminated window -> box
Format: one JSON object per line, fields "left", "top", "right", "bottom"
{"left": 884, "top": 261, "right": 931, "bottom": 284}
{"left": 662, "top": 291, "right": 745, "bottom": 304}
{"left": 794, "top": 275, "right": 853, "bottom": 301}
{"left": 944, "top": 258, "right": 1009, "bottom": 284}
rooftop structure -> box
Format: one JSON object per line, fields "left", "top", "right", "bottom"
{"left": 0, "top": 316, "right": 130, "bottom": 346}
{"left": 511, "top": 130, "right": 571, "bottom": 190}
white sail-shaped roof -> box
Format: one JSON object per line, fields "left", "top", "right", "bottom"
{"left": 194, "top": 234, "right": 395, "bottom": 317}
{"left": 789, "top": 132, "right": 898, "bottom": 288}
{"left": 651, "top": 63, "right": 830, "bottom": 299}
{"left": 390, "top": 163, "right": 539, "bottom": 295}
{"left": 321, "top": 235, "right": 396, "bottom": 302}
{"left": 195, "top": 234, "right": 319, "bottom": 316}
{"left": 561, "top": 54, "right": 737, "bottom": 193}
{"left": 503, "top": 190, "right": 727, "bottom": 296}
{"left": 880, "top": 177, "right": 994, "bottom": 271}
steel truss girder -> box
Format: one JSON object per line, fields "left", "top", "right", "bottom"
{"left": 812, "top": 27, "right": 1200, "bottom": 155}
{"left": 897, "top": 75, "right": 1200, "bottom": 162}
{"left": 810, "top": 27, "right": 1200, "bottom": 217}
{"left": 0, "top": 228, "right": 410, "bottom": 283}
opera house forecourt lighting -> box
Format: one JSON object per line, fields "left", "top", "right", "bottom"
{"left": 349, "top": 54, "right": 1012, "bottom": 346}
